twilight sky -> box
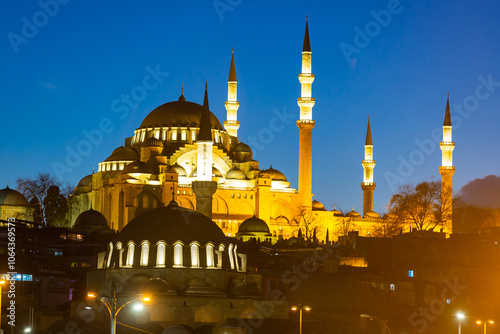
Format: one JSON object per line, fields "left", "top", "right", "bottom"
{"left": 1, "top": 1, "right": 499, "bottom": 214}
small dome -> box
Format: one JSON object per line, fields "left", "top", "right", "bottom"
{"left": 312, "top": 200, "right": 326, "bottom": 211}
{"left": 258, "top": 166, "right": 287, "bottom": 181}
{"left": 105, "top": 146, "right": 139, "bottom": 162}
{"left": 141, "top": 137, "right": 164, "bottom": 148}
{"left": 0, "top": 187, "right": 28, "bottom": 206}
{"left": 74, "top": 208, "right": 108, "bottom": 228}
{"left": 226, "top": 166, "right": 247, "bottom": 180}
{"left": 233, "top": 142, "right": 253, "bottom": 162}
{"left": 229, "top": 279, "right": 261, "bottom": 298}
{"left": 170, "top": 163, "right": 187, "bottom": 176}
{"left": 347, "top": 210, "right": 361, "bottom": 218}
{"left": 180, "top": 278, "right": 225, "bottom": 296}
{"left": 141, "top": 278, "right": 175, "bottom": 295}
{"left": 77, "top": 174, "right": 92, "bottom": 187}
{"left": 122, "top": 161, "right": 155, "bottom": 174}
{"left": 332, "top": 208, "right": 343, "bottom": 217}
{"left": 239, "top": 216, "right": 270, "bottom": 234}
{"left": 190, "top": 166, "right": 223, "bottom": 178}
{"left": 366, "top": 211, "right": 381, "bottom": 218}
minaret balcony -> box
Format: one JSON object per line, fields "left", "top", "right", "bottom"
{"left": 299, "top": 73, "right": 315, "bottom": 84}
{"left": 439, "top": 142, "right": 455, "bottom": 151}
{"left": 297, "top": 97, "right": 315, "bottom": 108}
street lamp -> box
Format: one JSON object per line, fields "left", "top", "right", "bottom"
{"left": 360, "top": 314, "right": 392, "bottom": 334}
{"left": 457, "top": 312, "right": 465, "bottom": 334}
{"left": 0, "top": 280, "right": 5, "bottom": 334}
{"left": 291, "top": 303, "right": 311, "bottom": 334}
{"left": 476, "top": 320, "right": 494, "bottom": 334}
{"left": 87, "top": 291, "right": 151, "bottom": 334}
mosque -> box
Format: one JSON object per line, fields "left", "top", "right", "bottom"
{"left": 67, "top": 19, "right": 455, "bottom": 241}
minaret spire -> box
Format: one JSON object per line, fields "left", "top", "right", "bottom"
{"left": 361, "top": 116, "right": 376, "bottom": 216}
{"left": 297, "top": 17, "right": 315, "bottom": 210}
{"left": 224, "top": 49, "right": 240, "bottom": 137}
{"left": 192, "top": 83, "right": 218, "bottom": 219}
{"left": 439, "top": 93, "right": 455, "bottom": 234}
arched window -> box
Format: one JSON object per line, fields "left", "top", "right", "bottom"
{"left": 126, "top": 242, "right": 135, "bottom": 267}
{"left": 156, "top": 242, "right": 166, "bottom": 268}
{"left": 233, "top": 244, "right": 240, "bottom": 271}
{"left": 171, "top": 130, "right": 177, "bottom": 141}
{"left": 190, "top": 242, "right": 200, "bottom": 268}
{"left": 106, "top": 242, "right": 113, "bottom": 268}
{"left": 173, "top": 243, "right": 183, "bottom": 267}
{"left": 206, "top": 243, "right": 215, "bottom": 268}
{"left": 116, "top": 242, "right": 123, "bottom": 268}
{"left": 228, "top": 243, "right": 235, "bottom": 270}
{"left": 140, "top": 242, "right": 150, "bottom": 267}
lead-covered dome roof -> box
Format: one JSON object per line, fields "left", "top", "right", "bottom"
{"left": 74, "top": 208, "right": 109, "bottom": 228}
{"left": 0, "top": 186, "right": 28, "bottom": 206}
{"left": 105, "top": 146, "right": 139, "bottom": 162}
{"left": 139, "top": 101, "right": 223, "bottom": 130}
{"left": 116, "top": 200, "right": 227, "bottom": 244}
{"left": 258, "top": 166, "right": 287, "bottom": 181}
{"left": 238, "top": 216, "right": 270, "bottom": 234}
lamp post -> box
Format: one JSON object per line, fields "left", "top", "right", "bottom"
{"left": 291, "top": 303, "right": 311, "bottom": 334}
{"left": 0, "top": 280, "right": 5, "bottom": 334}
{"left": 87, "top": 291, "right": 150, "bottom": 334}
{"left": 476, "top": 320, "right": 494, "bottom": 334}
{"left": 360, "top": 314, "right": 392, "bottom": 334}
{"left": 457, "top": 312, "right": 465, "bottom": 334}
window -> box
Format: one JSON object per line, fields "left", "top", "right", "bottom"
{"left": 156, "top": 242, "right": 166, "bottom": 267}
{"left": 107, "top": 242, "right": 113, "bottom": 268}
{"left": 126, "top": 242, "right": 135, "bottom": 267}
{"left": 408, "top": 270, "right": 414, "bottom": 278}
{"left": 140, "top": 242, "right": 150, "bottom": 267}
{"left": 228, "top": 244, "right": 235, "bottom": 270}
{"left": 206, "top": 244, "right": 214, "bottom": 268}
{"left": 190, "top": 243, "right": 200, "bottom": 268}
{"left": 390, "top": 284, "right": 395, "bottom": 291}
{"left": 173, "top": 243, "right": 183, "bottom": 267}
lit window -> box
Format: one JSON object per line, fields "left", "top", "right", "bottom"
{"left": 116, "top": 242, "right": 123, "bottom": 268}
{"left": 140, "top": 242, "right": 150, "bottom": 266}
{"left": 190, "top": 243, "right": 200, "bottom": 268}
{"left": 228, "top": 244, "right": 235, "bottom": 270}
{"left": 107, "top": 242, "right": 113, "bottom": 268}
{"left": 390, "top": 284, "right": 395, "bottom": 291}
{"left": 155, "top": 130, "right": 160, "bottom": 139}
{"left": 173, "top": 243, "right": 183, "bottom": 267}
{"left": 156, "top": 242, "right": 166, "bottom": 267}
{"left": 206, "top": 244, "right": 214, "bottom": 268}
{"left": 446, "top": 299, "right": 451, "bottom": 304}
{"left": 171, "top": 130, "right": 177, "bottom": 141}
{"left": 181, "top": 130, "right": 187, "bottom": 141}
{"left": 126, "top": 242, "right": 135, "bottom": 267}
{"left": 408, "top": 270, "right": 414, "bottom": 278}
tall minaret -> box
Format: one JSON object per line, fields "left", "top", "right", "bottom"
{"left": 224, "top": 49, "right": 240, "bottom": 138}
{"left": 192, "top": 84, "right": 218, "bottom": 219}
{"left": 297, "top": 17, "right": 315, "bottom": 210}
{"left": 361, "top": 117, "right": 376, "bottom": 216}
{"left": 439, "top": 93, "right": 455, "bottom": 232}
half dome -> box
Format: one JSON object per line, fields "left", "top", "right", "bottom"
{"left": 139, "top": 101, "right": 223, "bottom": 130}
{"left": 258, "top": 166, "right": 287, "bottom": 181}
{"left": 122, "top": 161, "right": 155, "bottom": 174}
{"left": 226, "top": 166, "right": 247, "bottom": 180}
{"left": 77, "top": 174, "right": 92, "bottom": 187}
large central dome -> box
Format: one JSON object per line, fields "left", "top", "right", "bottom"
{"left": 139, "top": 100, "right": 224, "bottom": 130}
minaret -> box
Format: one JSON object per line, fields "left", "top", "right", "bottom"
{"left": 192, "top": 84, "right": 218, "bottom": 219}
{"left": 361, "top": 117, "right": 376, "bottom": 216}
{"left": 439, "top": 93, "right": 455, "bottom": 232}
{"left": 297, "top": 17, "right": 315, "bottom": 210}
{"left": 224, "top": 49, "right": 240, "bottom": 138}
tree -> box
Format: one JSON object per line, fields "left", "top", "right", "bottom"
{"left": 372, "top": 216, "right": 403, "bottom": 238}
{"left": 293, "top": 207, "right": 323, "bottom": 241}
{"left": 453, "top": 198, "right": 500, "bottom": 233}
{"left": 16, "top": 172, "right": 72, "bottom": 226}
{"left": 387, "top": 181, "right": 455, "bottom": 232}
{"left": 334, "top": 212, "right": 358, "bottom": 245}
{"left": 44, "top": 185, "right": 69, "bottom": 227}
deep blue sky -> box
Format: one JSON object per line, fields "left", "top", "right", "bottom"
{"left": 1, "top": 1, "right": 499, "bottom": 214}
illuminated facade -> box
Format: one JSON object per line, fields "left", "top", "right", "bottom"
{"left": 68, "top": 20, "right": 454, "bottom": 241}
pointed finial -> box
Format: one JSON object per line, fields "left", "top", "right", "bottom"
{"left": 178, "top": 83, "right": 186, "bottom": 101}
{"left": 444, "top": 92, "right": 452, "bottom": 126}
{"left": 232, "top": 48, "right": 234, "bottom": 54}
{"left": 198, "top": 83, "right": 212, "bottom": 141}
{"left": 306, "top": 15, "right": 308, "bottom": 21}
{"left": 6, "top": 181, "right": 9, "bottom": 189}
{"left": 229, "top": 49, "right": 237, "bottom": 82}
{"left": 92, "top": 167, "right": 94, "bottom": 174}
{"left": 365, "top": 116, "right": 373, "bottom": 145}
{"left": 270, "top": 162, "right": 273, "bottom": 169}
{"left": 303, "top": 17, "right": 311, "bottom": 52}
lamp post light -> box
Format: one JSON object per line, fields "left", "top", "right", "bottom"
{"left": 360, "top": 314, "right": 392, "bottom": 334}
{"left": 0, "top": 280, "right": 5, "bottom": 334}
{"left": 457, "top": 312, "right": 465, "bottom": 334}
{"left": 291, "top": 303, "right": 311, "bottom": 334}
{"left": 476, "top": 320, "right": 494, "bottom": 334}
{"left": 87, "top": 291, "right": 150, "bottom": 334}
